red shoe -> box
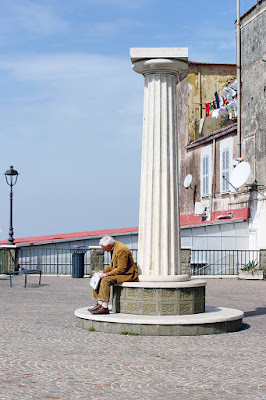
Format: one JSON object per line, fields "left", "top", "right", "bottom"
{"left": 88, "top": 303, "right": 101, "bottom": 312}
{"left": 91, "top": 306, "right": 109, "bottom": 314}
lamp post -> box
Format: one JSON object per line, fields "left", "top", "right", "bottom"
{"left": 5, "top": 166, "right": 19, "bottom": 245}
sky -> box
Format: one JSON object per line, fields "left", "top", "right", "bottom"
{"left": 0, "top": 0, "right": 257, "bottom": 239}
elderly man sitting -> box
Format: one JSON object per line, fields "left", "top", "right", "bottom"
{"left": 88, "top": 235, "right": 138, "bottom": 314}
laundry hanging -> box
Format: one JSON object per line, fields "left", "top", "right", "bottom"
{"left": 199, "top": 117, "right": 205, "bottom": 134}
{"left": 230, "top": 99, "right": 238, "bottom": 117}
{"left": 220, "top": 106, "right": 227, "bottom": 117}
{"left": 211, "top": 109, "right": 220, "bottom": 118}
{"left": 202, "top": 80, "right": 238, "bottom": 120}
{"left": 205, "top": 102, "right": 210, "bottom": 117}
{"left": 215, "top": 91, "right": 220, "bottom": 108}
{"left": 226, "top": 103, "right": 233, "bottom": 119}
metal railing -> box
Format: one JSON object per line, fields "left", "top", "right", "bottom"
{"left": 16, "top": 247, "right": 139, "bottom": 275}
{"left": 18, "top": 247, "right": 91, "bottom": 275}
{"left": 191, "top": 249, "right": 261, "bottom": 276}
{"left": 0, "top": 247, "right": 260, "bottom": 276}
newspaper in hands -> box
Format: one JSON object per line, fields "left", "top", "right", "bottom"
{"left": 90, "top": 272, "right": 101, "bottom": 290}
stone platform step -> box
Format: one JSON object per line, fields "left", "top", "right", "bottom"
{"left": 75, "top": 306, "right": 243, "bottom": 336}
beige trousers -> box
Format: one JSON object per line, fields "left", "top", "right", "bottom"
{"left": 92, "top": 275, "right": 118, "bottom": 303}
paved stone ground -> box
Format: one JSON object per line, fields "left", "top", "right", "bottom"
{"left": 0, "top": 275, "right": 265, "bottom": 400}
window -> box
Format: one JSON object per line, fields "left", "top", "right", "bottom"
{"left": 222, "top": 148, "right": 230, "bottom": 192}
{"left": 219, "top": 137, "right": 233, "bottom": 193}
{"left": 202, "top": 154, "right": 209, "bottom": 196}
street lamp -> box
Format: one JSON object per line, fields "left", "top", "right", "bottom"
{"left": 5, "top": 166, "right": 19, "bottom": 245}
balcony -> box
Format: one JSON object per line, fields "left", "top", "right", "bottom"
{"left": 193, "top": 116, "right": 237, "bottom": 141}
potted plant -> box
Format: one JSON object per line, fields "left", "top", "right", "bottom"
{"left": 239, "top": 260, "right": 264, "bottom": 280}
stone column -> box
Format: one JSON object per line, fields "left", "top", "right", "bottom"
{"left": 181, "top": 248, "right": 191, "bottom": 277}
{"left": 0, "top": 245, "right": 19, "bottom": 274}
{"left": 259, "top": 249, "right": 266, "bottom": 278}
{"left": 90, "top": 248, "right": 104, "bottom": 274}
{"left": 130, "top": 48, "right": 188, "bottom": 281}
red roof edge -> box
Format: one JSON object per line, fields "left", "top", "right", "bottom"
{"left": 180, "top": 207, "right": 250, "bottom": 227}
{"left": 0, "top": 227, "right": 139, "bottom": 246}
{"left": 0, "top": 208, "right": 250, "bottom": 246}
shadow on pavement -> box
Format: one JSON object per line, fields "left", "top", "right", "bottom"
{"left": 244, "top": 307, "right": 266, "bottom": 318}
{"left": 8, "top": 283, "right": 49, "bottom": 288}
{"left": 240, "top": 322, "right": 250, "bottom": 331}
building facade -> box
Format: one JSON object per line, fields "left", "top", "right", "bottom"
{"left": 178, "top": 1, "right": 266, "bottom": 252}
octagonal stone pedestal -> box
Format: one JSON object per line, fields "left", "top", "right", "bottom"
{"left": 112, "top": 280, "right": 206, "bottom": 316}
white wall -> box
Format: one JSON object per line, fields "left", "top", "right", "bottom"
{"left": 181, "top": 221, "right": 249, "bottom": 250}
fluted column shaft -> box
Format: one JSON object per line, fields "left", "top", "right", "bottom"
{"left": 132, "top": 57, "right": 188, "bottom": 278}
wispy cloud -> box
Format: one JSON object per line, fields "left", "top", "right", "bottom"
{"left": 82, "top": 19, "right": 144, "bottom": 42}
{"left": 80, "top": 0, "right": 148, "bottom": 9}
{"left": 0, "top": 0, "right": 68, "bottom": 45}
{"left": 0, "top": 52, "right": 143, "bottom": 236}
{"left": 0, "top": 53, "right": 119, "bottom": 81}
{"left": 219, "top": 39, "right": 236, "bottom": 50}
{"left": 0, "top": 52, "right": 143, "bottom": 132}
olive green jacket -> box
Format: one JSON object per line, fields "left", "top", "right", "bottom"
{"left": 103, "top": 241, "right": 138, "bottom": 283}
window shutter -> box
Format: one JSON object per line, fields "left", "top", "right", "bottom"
{"left": 222, "top": 148, "right": 230, "bottom": 192}
{"left": 202, "top": 155, "right": 209, "bottom": 196}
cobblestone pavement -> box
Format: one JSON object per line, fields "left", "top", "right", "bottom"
{"left": 0, "top": 275, "right": 265, "bottom": 400}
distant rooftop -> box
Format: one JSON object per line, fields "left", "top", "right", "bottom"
{"left": 0, "top": 227, "right": 139, "bottom": 246}
{"left": 0, "top": 205, "right": 251, "bottom": 246}
{"left": 239, "top": 0, "right": 265, "bottom": 22}
{"left": 188, "top": 61, "right": 236, "bottom": 67}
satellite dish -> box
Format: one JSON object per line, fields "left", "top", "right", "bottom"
{"left": 230, "top": 162, "right": 250, "bottom": 189}
{"left": 184, "top": 174, "right": 192, "bottom": 189}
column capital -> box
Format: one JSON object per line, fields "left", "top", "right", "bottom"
{"left": 132, "top": 58, "right": 188, "bottom": 76}
{"left": 130, "top": 47, "right": 188, "bottom": 76}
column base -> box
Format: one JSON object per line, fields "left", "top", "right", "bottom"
{"left": 75, "top": 306, "right": 243, "bottom": 336}
{"left": 112, "top": 280, "right": 206, "bottom": 315}
{"left": 75, "top": 279, "right": 243, "bottom": 335}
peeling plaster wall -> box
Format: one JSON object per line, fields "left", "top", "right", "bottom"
{"left": 178, "top": 129, "right": 238, "bottom": 216}
{"left": 177, "top": 70, "right": 201, "bottom": 216}
{"left": 177, "top": 63, "right": 237, "bottom": 216}
{"left": 177, "top": 16, "right": 266, "bottom": 250}
{"left": 240, "top": 0, "right": 266, "bottom": 249}
{"left": 188, "top": 63, "right": 236, "bottom": 142}
{"left": 240, "top": 0, "right": 266, "bottom": 185}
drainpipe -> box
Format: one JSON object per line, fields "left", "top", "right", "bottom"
{"left": 236, "top": 0, "right": 242, "bottom": 157}
{"left": 210, "top": 138, "right": 216, "bottom": 220}
{"left": 198, "top": 65, "right": 202, "bottom": 119}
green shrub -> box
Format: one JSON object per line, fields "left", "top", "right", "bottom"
{"left": 241, "top": 260, "right": 262, "bottom": 272}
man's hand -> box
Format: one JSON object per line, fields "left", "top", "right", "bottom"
{"left": 98, "top": 272, "right": 108, "bottom": 279}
